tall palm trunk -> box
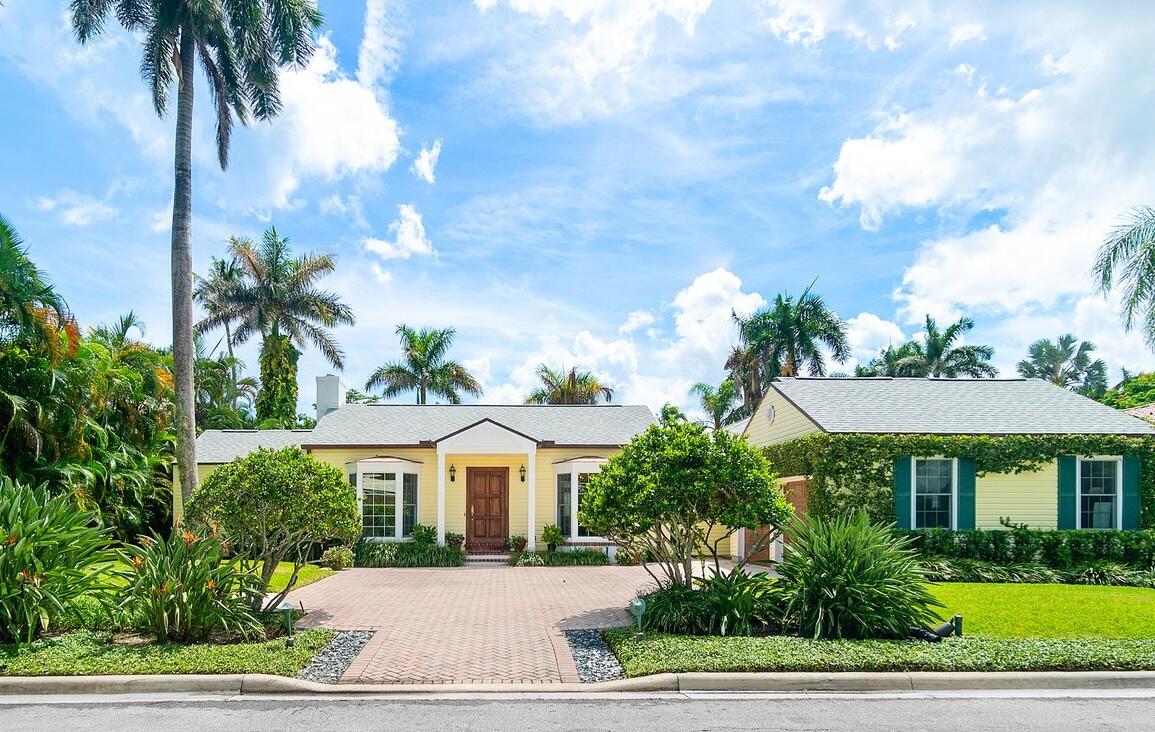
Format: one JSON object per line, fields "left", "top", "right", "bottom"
{"left": 171, "top": 25, "right": 199, "bottom": 518}
{"left": 224, "top": 321, "right": 237, "bottom": 410}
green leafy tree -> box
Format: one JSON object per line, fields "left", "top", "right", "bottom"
{"left": 70, "top": 0, "right": 324, "bottom": 505}
{"left": 197, "top": 229, "right": 355, "bottom": 427}
{"left": 187, "top": 447, "right": 359, "bottom": 611}
{"left": 894, "top": 315, "right": 997, "bottom": 378}
{"left": 581, "top": 421, "right": 792, "bottom": 588}
{"left": 855, "top": 342, "right": 921, "bottom": 377}
{"left": 0, "top": 214, "right": 68, "bottom": 348}
{"left": 1099, "top": 372, "right": 1155, "bottom": 409}
{"left": 1017, "top": 334, "right": 1108, "bottom": 397}
{"left": 525, "top": 365, "right": 613, "bottom": 405}
{"left": 690, "top": 380, "right": 741, "bottom": 429}
{"left": 366, "top": 325, "right": 482, "bottom": 404}
{"left": 733, "top": 284, "right": 850, "bottom": 382}
{"left": 723, "top": 345, "right": 763, "bottom": 417}
{"left": 1094, "top": 205, "right": 1155, "bottom": 346}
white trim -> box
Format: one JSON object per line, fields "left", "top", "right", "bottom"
{"left": 437, "top": 420, "right": 537, "bottom": 455}
{"left": 351, "top": 460, "right": 420, "bottom": 542}
{"left": 436, "top": 451, "right": 446, "bottom": 545}
{"left": 1075, "top": 455, "right": 1124, "bottom": 530}
{"left": 911, "top": 456, "right": 958, "bottom": 530}
{"left": 554, "top": 458, "right": 608, "bottom": 541}
{"left": 526, "top": 451, "right": 537, "bottom": 550}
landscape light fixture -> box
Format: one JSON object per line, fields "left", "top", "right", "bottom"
{"left": 277, "top": 601, "right": 295, "bottom": 648}
{"left": 629, "top": 597, "right": 647, "bottom": 640}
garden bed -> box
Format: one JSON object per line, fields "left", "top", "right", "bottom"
{"left": 0, "top": 629, "right": 334, "bottom": 677}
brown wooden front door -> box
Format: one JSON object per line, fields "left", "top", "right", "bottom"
{"left": 466, "top": 467, "right": 508, "bottom": 551}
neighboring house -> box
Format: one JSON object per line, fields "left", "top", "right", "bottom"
{"left": 1125, "top": 403, "right": 1155, "bottom": 423}
{"left": 185, "top": 375, "right": 655, "bottom": 553}
{"left": 739, "top": 377, "right": 1155, "bottom": 531}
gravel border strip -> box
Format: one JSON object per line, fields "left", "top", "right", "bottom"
{"left": 297, "top": 630, "right": 374, "bottom": 684}
{"left": 564, "top": 629, "right": 625, "bottom": 683}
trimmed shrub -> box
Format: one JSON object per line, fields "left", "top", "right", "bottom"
{"left": 900, "top": 528, "right": 1155, "bottom": 570}
{"left": 187, "top": 447, "right": 360, "bottom": 611}
{"left": 777, "top": 513, "right": 943, "bottom": 639}
{"left": 0, "top": 479, "right": 118, "bottom": 642}
{"left": 354, "top": 540, "right": 465, "bottom": 568}
{"left": 121, "top": 531, "right": 263, "bottom": 642}
{"left": 319, "top": 546, "right": 354, "bottom": 571}
{"left": 507, "top": 549, "right": 610, "bottom": 567}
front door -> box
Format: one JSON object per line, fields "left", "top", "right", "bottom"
{"left": 466, "top": 467, "right": 509, "bottom": 551}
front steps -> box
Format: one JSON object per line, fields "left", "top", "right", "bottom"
{"left": 466, "top": 550, "right": 509, "bottom": 566}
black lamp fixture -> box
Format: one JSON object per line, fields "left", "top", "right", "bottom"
{"left": 449, "top": 465, "right": 457, "bottom": 482}
{"left": 519, "top": 464, "right": 527, "bottom": 483}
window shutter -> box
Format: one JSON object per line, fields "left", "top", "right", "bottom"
{"left": 1123, "top": 456, "right": 1142, "bottom": 530}
{"left": 957, "top": 457, "right": 976, "bottom": 530}
{"left": 1057, "top": 456, "right": 1076, "bottom": 529}
{"left": 893, "top": 457, "right": 912, "bottom": 529}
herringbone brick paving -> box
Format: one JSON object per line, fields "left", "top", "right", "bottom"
{"left": 287, "top": 566, "right": 658, "bottom": 684}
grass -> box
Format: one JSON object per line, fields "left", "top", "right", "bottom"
{"left": 0, "top": 629, "right": 334, "bottom": 677}
{"left": 931, "top": 582, "right": 1155, "bottom": 639}
{"left": 268, "top": 563, "right": 334, "bottom": 593}
{"left": 604, "top": 630, "right": 1155, "bottom": 676}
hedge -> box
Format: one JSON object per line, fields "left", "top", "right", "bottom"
{"left": 900, "top": 528, "right": 1155, "bottom": 569}
{"left": 507, "top": 549, "right": 611, "bottom": 567}
{"left": 353, "top": 540, "right": 465, "bottom": 568}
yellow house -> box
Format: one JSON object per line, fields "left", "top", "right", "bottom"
{"left": 739, "top": 377, "right": 1155, "bottom": 531}
{"left": 190, "top": 375, "right": 654, "bottom": 554}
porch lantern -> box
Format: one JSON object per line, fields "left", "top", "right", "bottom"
{"left": 449, "top": 465, "right": 457, "bottom": 482}
{"left": 519, "top": 464, "right": 527, "bottom": 483}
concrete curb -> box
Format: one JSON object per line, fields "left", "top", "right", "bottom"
{"left": 5, "top": 671, "right": 1155, "bottom": 695}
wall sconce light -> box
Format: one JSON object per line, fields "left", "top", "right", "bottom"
{"left": 519, "top": 465, "right": 527, "bottom": 483}
{"left": 449, "top": 465, "right": 457, "bottom": 482}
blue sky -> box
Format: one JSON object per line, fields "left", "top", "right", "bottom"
{"left": 3, "top": 1, "right": 1155, "bottom": 417}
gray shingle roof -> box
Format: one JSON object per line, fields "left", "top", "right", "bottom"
{"left": 771, "top": 377, "right": 1155, "bottom": 436}
{"left": 196, "top": 404, "right": 656, "bottom": 463}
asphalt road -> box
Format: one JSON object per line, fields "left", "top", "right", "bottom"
{"left": 2, "top": 691, "right": 1154, "bottom": 731}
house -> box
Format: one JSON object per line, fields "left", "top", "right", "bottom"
{"left": 184, "top": 375, "right": 655, "bottom": 553}
{"left": 739, "top": 377, "right": 1155, "bottom": 532}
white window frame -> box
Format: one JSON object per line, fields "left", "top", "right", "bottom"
{"left": 911, "top": 456, "right": 958, "bottom": 530}
{"left": 348, "top": 458, "right": 421, "bottom": 542}
{"left": 1075, "top": 455, "right": 1123, "bottom": 530}
{"left": 554, "top": 458, "right": 607, "bottom": 542}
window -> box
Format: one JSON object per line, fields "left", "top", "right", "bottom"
{"left": 914, "top": 458, "right": 954, "bottom": 529}
{"left": 556, "top": 473, "right": 572, "bottom": 536}
{"left": 577, "top": 472, "right": 594, "bottom": 537}
{"left": 1079, "top": 458, "right": 1120, "bottom": 530}
{"left": 353, "top": 464, "right": 421, "bottom": 540}
{"left": 402, "top": 473, "right": 418, "bottom": 536}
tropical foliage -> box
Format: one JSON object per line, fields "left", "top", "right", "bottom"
{"left": 689, "top": 380, "right": 742, "bottom": 429}
{"left": 366, "top": 325, "right": 482, "bottom": 404}
{"left": 525, "top": 365, "right": 613, "bottom": 405}
{"left": 186, "top": 447, "right": 359, "bottom": 611}
{"left": 195, "top": 229, "right": 355, "bottom": 427}
{"left": 1094, "top": 205, "right": 1155, "bottom": 347}
{"left": 1099, "top": 371, "right": 1155, "bottom": 409}
{"left": 70, "top": 0, "right": 325, "bottom": 504}
{"left": 900, "top": 315, "right": 996, "bottom": 377}
{"left": 1016, "top": 334, "right": 1107, "bottom": 397}
{"left": 581, "top": 420, "right": 791, "bottom": 588}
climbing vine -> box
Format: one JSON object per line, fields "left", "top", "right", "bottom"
{"left": 763, "top": 433, "right": 1155, "bottom": 528}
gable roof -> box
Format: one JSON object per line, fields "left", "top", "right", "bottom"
{"left": 196, "top": 404, "right": 655, "bottom": 463}
{"left": 768, "top": 377, "right": 1155, "bottom": 436}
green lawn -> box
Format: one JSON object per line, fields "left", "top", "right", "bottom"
{"left": 931, "top": 583, "right": 1155, "bottom": 639}
{"left": 268, "top": 563, "right": 334, "bottom": 593}
{"left": 0, "top": 629, "right": 334, "bottom": 676}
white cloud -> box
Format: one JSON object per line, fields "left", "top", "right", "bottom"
{"left": 357, "top": 0, "right": 404, "bottom": 89}
{"left": 35, "top": 190, "right": 117, "bottom": 226}
{"left": 658, "top": 267, "right": 764, "bottom": 366}
{"left": 619, "top": 309, "right": 656, "bottom": 334}
{"left": 845, "top": 312, "right": 905, "bottom": 363}
{"left": 370, "top": 263, "right": 394, "bottom": 286}
{"left": 949, "top": 22, "right": 986, "bottom": 47}
{"left": 364, "top": 204, "right": 435, "bottom": 260}
{"left": 410, "top": 139, "right": 443, "bottom": 184}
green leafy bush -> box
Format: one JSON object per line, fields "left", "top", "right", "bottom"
{"left": 187, "top": 447, "right": 359, "bottom": 611}
{"left": 409, "top": 523, "right": 437, "bottom": 546}
{"left": 0, "top": 479, "right": 117, "bottom": 642}
{"left": 541, "top": 524, "right": 565, "bottom": 549}
{"left": 507, "top": 549, "right": 610, "bottom": 567}
{"left": 920, "top": 558, "right": 1064, "bottom": 584}
{"left": 777, "top": 513, "right": 942, "bottom": 639}
{"left": 637, "top": 584, "right": 711, "bottom": 635}
{"left": 121, "top": 531, "right": 263, "bottom": 642}
{"left": 444, "top": 532, "right": 465, "bottom": 550}
{"left": 354, "top": 540, "right": 465, "bottom": 568}
{"left": 901, "top": 528, "right": 1155, "bottom": 570}
{"left": 319, "top": 546, "right": 354, "bottom": 571}
{"left": 637, "top": 570, "right": 778, "bottom": 636}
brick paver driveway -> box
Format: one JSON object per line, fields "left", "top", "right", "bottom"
{"left": 287, "top": 566, "right": 659, "bottom": 684}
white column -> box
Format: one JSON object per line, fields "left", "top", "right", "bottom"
{"left": 437, "top": 449, "right": 446, "bottom": 546}
{"left": 526, "top": 450, "right": 537, "bottom": 550}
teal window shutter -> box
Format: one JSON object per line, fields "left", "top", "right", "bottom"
{"left": 1057, "top": 456, "right": 1076, "bottom": 529}
{"left": 893, "top": 457, "right": 912, "bottom": 529}
{"left": 957, "top": 458, "right": 976, "bottom": 530}
{"left": 1123, "top": 456, "right": 1141, "bottom": 530}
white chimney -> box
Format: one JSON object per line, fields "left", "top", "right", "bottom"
{"left": 316, "top": 374, "right": 347, "bottom": 422}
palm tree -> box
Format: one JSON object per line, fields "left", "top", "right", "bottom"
{"left": 733, "top": 284, "right": 850, "bottom": 382}
{"left": 366, "top": 325, "right": 482, "bottom": 405}
{"left": 195, "top": 254, "right": 246, "bottom": 409}
{"left": 855, "top": 342, "right": 921, "bottom": 377}
{"left": 70, "top": 1, "right": 323, "bottom": 507}
{"left": 724, "top": 345, "right": 763, "bottom": 413}
{"left": 0, "top": 214, "right": 69, "bottom": 349}
{"left": 1017, "top": 334, "right": 1107, "bottom": 397}
{"left": 895, "top": 315, "right": 998, "bottom": 378}
{"left": 1094, "top": 205, "right": 1155, "bottom": 346}
{"left": 196, "top": 227, "right": 355, "bottom": 426}
{"left": 690, "top": 380, "right": 740, "bottom": 429}
{"left": 525, "top": 365, "right": 613, "bottom": 405}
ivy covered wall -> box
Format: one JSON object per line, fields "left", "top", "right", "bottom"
{"left": 763, "top": 433, "right": 1155, "bottom": 528}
